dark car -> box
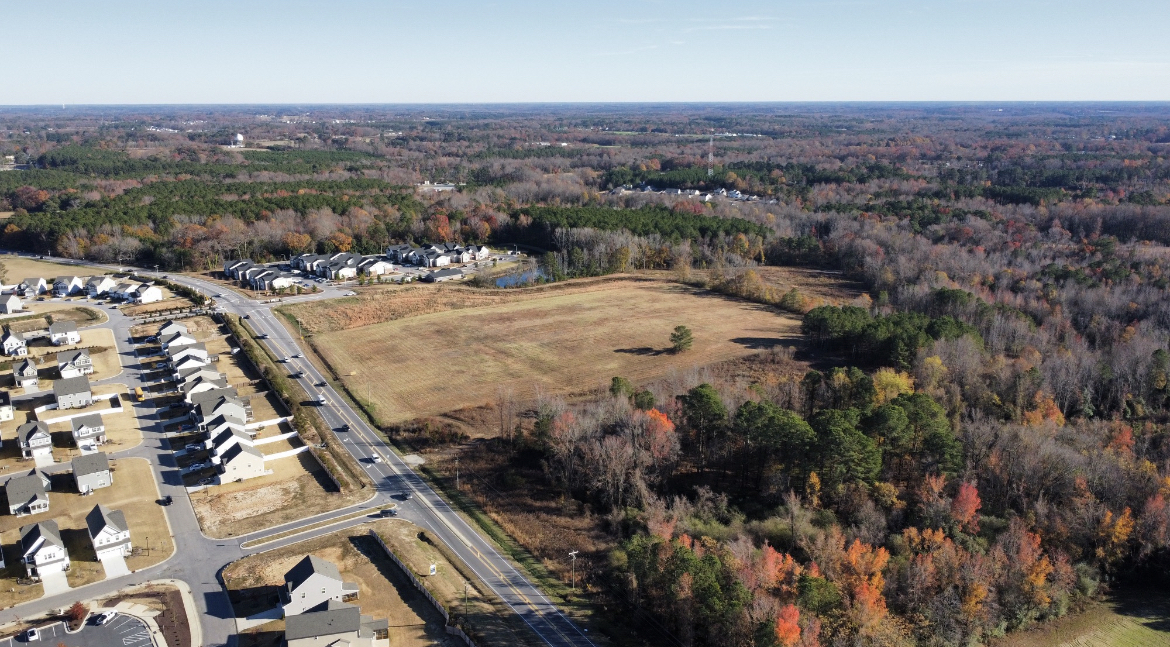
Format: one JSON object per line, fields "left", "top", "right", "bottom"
{"left": 160, "top": 495, "right": 173, "bottom": 506}
{"left": 379, "top": 508, "right": 398, "bottom": 517}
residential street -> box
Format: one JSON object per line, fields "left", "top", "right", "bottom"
{"left": 0, "top": 254, "right": 593, "bottom": 647}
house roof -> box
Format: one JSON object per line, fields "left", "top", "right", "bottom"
{"left": 20, "top": 277, "right": 45, "bottom": 287}
{"left": 6, "top": 472, "right": 48, "bottom": 506}
{"left": 163, "top": 331, "right": 195, "bottom": 345}
{"left": 54, "top": 276, "right": 80, "bottom": 284}
{"left": 284, "top": 601, "right": 361, "bottom": 640}
{"left": 16, "top": 358, "right": 37, "bottom": 375}
{"left": 20, "top": 519, "right": 63, "bottom": 551}
{"left": 0, "top": 391, "right": 9, "bottom": 407}
{"left": 3, "top": 330, "right": 25, "bottom": 344}
{"left": 284, "top": 555, "right": 343, "bottom": 592}
{"left": 86, "top": 276, "right": 114, "bottom": 287}
{"left": 72, "top": 452, "right": 110, "bottom": 477}
{"left": 221, "top": 442, "right": 263, "bottom": 464}
{"left": 86, "top": 504, "right": 128, "bottom": 536}
{"left": 213, "top": 427, "right": 252, "bottom": 448}
{"left": 54, "top": 375, "right": 91, "bottom": 397}
{"left": 49, "top": 320, "right": 78, "bottom": 334}
{"left": 17, "top": 421, "right": 50, "bottom": 444}
{"left": 71, "top": 413, "right": 104, "bottom": 432}
{"left": 57, "top": 349, "right": 91, "bottom": 365}
{"left": 167, "top": 342, "right": 207, "bottom": 357}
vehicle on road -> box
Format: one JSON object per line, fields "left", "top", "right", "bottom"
{"left": 316, "top": 381, "right": 327, "bottom": 387}
{"left": 378, "top": 508, "right": 397, "bottom": 517}
{"left": 160, "top": 495, "right": 173, "bottom": 506}
{"left": 372, "top": 455, "right": 383, "bottom": 463}
{"left": 401, "top": 491, "right": 413, "bottom": 500}
{"left": 257, "top": 333, "right": 268, "bottom": 339}
{"left": 242, "top": 314, "right": 249, "bottom": 319}
{"left": 135, "top": 386, "right": 146, "bottom": 402}
{"left": 24, "top": 627, "right": 39, "bottom": 641}
{"left": 216, "top": 293, "right": 224, "bottom": 298}
{"left": 293, "top": 352, "right": 303, "bottom": 358}
{"left": 317, "top": 395, "right": 328, "bottom": 406}
{"left": 340, "top": 424, "right": 350, "bottom": 432}
{"left": 95, "top": 610, "right": 118, "bottom": 625}
{"left": 292, "top": 371, "right": 305, "bottom": 378}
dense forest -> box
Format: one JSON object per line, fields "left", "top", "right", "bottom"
{"left": 4, "top": 104, "right": 1170, "bottom": 646}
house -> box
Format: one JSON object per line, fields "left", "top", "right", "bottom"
{"left": 468, "top": 244, "right": 491, "bottom": 261}
{"left": 57, "top": 349, "right": 94, "bottom": 378}
{"left": 281, "top": 555, "right": 360, "bottom": 616}
{"left": 111, "top": 282, "right": 140, "bottom": 300}
{"left": 2, "top": 330, "right": 28, "bottom": 356}
{"left": 17, "top": 421, "right": 52, "bottom": 458}
{"left": 85, "top": 276, "right": 118, "bottom": 298}
{"left": 251, "top": 270, "right": 298, "bottom": 291}
{"left": 176, "top": 366, "right": 222, "bottom": 384}
{"left": 53, "top": 276, "right": 84, "bottom": 297}
{"left": 182, "top": 375, "right": 229, "bottom": 402}
{"left": 0, "top": 391, "right": 12, "bottom": 422}
{"left": 135, "top": 284, "right": 163, "bottom": 304}
{"left": 203, "top": 413, "right": 248, "bottom": 440}
{"left": 209, "top": 426, "right": 253, "bottom": 459}
{"left": 49, "top": 320, "right": 81, "bottom": 346}
{"left": 358, "top": 258, "right": 394, "bottom": 276}
{"left": 20, "top": 520, "right": 69, "bottom": 579}
{"left": 5, "top": 471, "right": 51, "bottom": 516}
{"left": 291, "top": 254, "right": 327, "bottom": 272}
{"left": 418, "top": 250, "right": 452, "bottom": 268}
{"left": 195, "top": 393, "right": 249, "bottom": 426}
{"left": 71, "top": 413, "right": 106, "bottom": 446}
{"left": 54, "top": 375, "right": 93, "bottom": 410}
{"left": 284, "top": 601, "right": 388, "bottom": 647}
{"left": 170, "top": 355, "right": 211, "bottom": 378}
{"left": 421, "top": 268, "right": 463, "bottom": 283}
{"left": 161, "top": 331, "right": 198, "bottom": 352}
{"left": 157, "top": 320, "right": 188, "bottom": 339}
{"left": 1, "top": 294, "right": 22, "bottom": 314}
{"left": 72, "top": 453, "right": 112, "bottom": 493}
{"left": 14, "top": 357, "right": 38, "bottom": 387}
{"left": 166, "top": 342, "right": 208, "bottom": 365}
{"left": 19, "top": 278, "right": 47, "bottom": 296}
{"left": 86, "top": 504, "right": 131, "bottom": 559}
{"left": 223, "top": 259, "right": 253, "bottom": 278}
{"left": 218, "top": 442, "right": 265, "bottom": 481}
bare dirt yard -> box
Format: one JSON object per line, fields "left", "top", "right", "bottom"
{"left": 224, "top": 525, "right": 455, "bottom": 647}
{"left": 190, "top": 452, "right": 367, "bottom": 539}
{"left": 0, "top": 458, "right": 173, "bottom": 607}
{"left": 292, "top": 278, "right": 804, "bottom": 426}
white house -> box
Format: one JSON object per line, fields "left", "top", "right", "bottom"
{"left": 20, "top": 520, "right": 69, "bottom": 579}
{"left": 1, "top": 294, "right": 23, "bottom": 314}
{"left": 49, "top": 321, "right": 81, "bottom": 345}
{"left": 358, "top": 258, "right": 394, "bottom": 276}
{"left": 5, "top": 471, "right": 51, "bottom": 516}
{"left": 218, "top": 442, "right": 266, "bottom": 481}
{"left": 71, "top": 413, "right": 106, "bottom": 446}
{"left": 14, "top": 357, "right": 38, "bottom": 387}
{"left": 72, "top": 453, "right": 112, "bottom": 493}
{"left": 468, "top": 244, "right": 491, "bottom": 261}
{"left": 161, "top": 331, "right": 198, "bottom": 352}
{"left": 135, "top": 285, "right": 163, "bottom": 304}
{"left": 284, "top": 601, "right": 389, "bottom": 647}
{"left": 2, "top": 330, "right": 28, "bottom": 356}
{"left": 157, "top": 320, "right": 188, "bottom": 339}
{"left": 281, "top": 555, "right": 360, "bottom": 616}
{"left": 53, "top": 276, "right": 84, "bottom": 297}
{"left": 86, "top": 504, "right": 131, "bottom": 559}
{"left": 57, "top": 349, "right": 94, "bottom": 378}
{"left": 19, "top": 278, "right": 47, "bottom": 297}
{"left": 86, "top": 276, "right": 118, "bottom": 298}
{"left": 0, "top": 391, "right": 13, "bottom": 422}
{"left": 17, "top": 421, "right": 52, "bottom": 458}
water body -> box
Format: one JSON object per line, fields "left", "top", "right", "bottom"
{"left": 495, "top": 267, "right": 549, "bottom": 288}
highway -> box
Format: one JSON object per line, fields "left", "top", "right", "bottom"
{"left": 0, "top": 254, "right": 594, "bottom": 647}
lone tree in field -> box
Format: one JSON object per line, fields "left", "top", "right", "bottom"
{"left": 670, "top": 325, "right": 693, "bottom": 353}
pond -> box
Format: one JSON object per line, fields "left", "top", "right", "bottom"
{"left": 495, "top": 266, "right": 550, "bottom": 288}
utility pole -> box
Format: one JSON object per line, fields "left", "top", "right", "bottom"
{"left": 569, "top": 550, "right": 579, "bottom": 594}
{"left": 707, "top": 131, "right": 714, "bottom": 178}
{"left": 456, "top": 457, "right": 460, "bottom": 490}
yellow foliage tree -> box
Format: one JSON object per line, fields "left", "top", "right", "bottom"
{"left": 872, "top": 368, "right": 915, "bottom": 406}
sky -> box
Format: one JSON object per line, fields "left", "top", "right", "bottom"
{"left": 3, "top": 0, "right": 1168, "bottom": 104}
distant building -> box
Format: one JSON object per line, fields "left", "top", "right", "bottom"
{"left": 1, "top": 293, "right": 23, "bottom": 314}
{"left": 421, "top": 268, "right": 463, "bottom": 283}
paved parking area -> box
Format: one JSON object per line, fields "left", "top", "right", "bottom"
{"left": 2, "top": 615, "right": 155, "bottom": 647}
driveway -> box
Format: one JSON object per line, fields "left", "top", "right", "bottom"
{"left": 99, "top": 554, "right": 130, "bottom": 578}
{"left": 39, "top": 570, "right": 69, "bottom": 596}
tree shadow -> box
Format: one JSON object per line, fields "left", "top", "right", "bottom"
{"left": 1109, "top": 586, "right": 1170, "bottom": 633}
{"left": 614, "top": 347, "right": 666, "bottom": 356}
{"left": 729, "top": 337, "right": 785, "bottom": 350}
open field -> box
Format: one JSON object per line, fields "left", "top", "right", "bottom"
{"left": 992, "top": 589, "right": 1170, "bottom": 647}
{"left": 0, "top": 458, "right": 173, "bottom": 608}
{"left": 299, "top": 279, "right": 802, "bottom": 426}
{"left": 223, "top": 525, "right": 450, "bottom": 647}
{"left": 0, "top": 255, "right": 96, "bottom": 282}
{"left": 190, "top": 451, "right": 367, "bottom": 538}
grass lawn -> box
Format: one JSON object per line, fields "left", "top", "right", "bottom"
{"left": 0, "top": 458, "right": 173, "bottom": 606}
{"left": 224, "top": 525, "right": 449, "bottom": 647}
{"left": 190, "top": 452, "right": 367, "bottom": 539}
{"left": 992, "top": 588, "right": 1170, "bottom": 647}
{"left": 302, "top": 280, "right": 801, "bottom": 426}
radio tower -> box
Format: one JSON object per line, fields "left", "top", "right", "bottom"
{"left": 707, "top": 131, "right": 714, "bottom": 177}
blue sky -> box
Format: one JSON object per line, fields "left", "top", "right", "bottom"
{"left": 4, "top": 0, "right": 1168, "bottom": 103}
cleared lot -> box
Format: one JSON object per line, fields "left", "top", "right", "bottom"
{"left": 303, "top": 280, "right": 801, "bottom": 425}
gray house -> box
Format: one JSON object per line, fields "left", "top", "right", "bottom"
{"left": 15, "top": 357, "right": 39, "bottom": 387}
{"left": 421, "top": 268, "right": 463, "bottom": 283}
{"left": 284, "top": 600, "right": 388, "bottom": 647}
{"left": 5, "top": 471, "right": 51, "bottom": 516}
{"left": 54, "top": 375, "right": 93, "bottom": 410}
{"left": 72, "top": 453, "right": 112, "bottom": 493}
{"left": 17, "top": 421, "right": 52, "bottom": 458}
{"left": 71, "top": 413, "right": 106, "bottom": 446}
{"left": 20, "top": 520, "right": 69, "bottom": 578}
{"left": 86, "top": 504, "right": 131, "bottom": 559}
{"left": 57, "top": 348, "right": 94, "bottom": 378}
{"left": 281, "top": 555, "right": 360, "bottom": 616}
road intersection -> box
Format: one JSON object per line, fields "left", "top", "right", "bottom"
{"left": 0, "top": 255, "right": 593, "bottom": 647}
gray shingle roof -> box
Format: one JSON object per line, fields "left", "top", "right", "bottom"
{"left": 284, "top": 600, "right": 361, "bottom": 640}
{"left": 86, "top": 504, "right": 128, "bottom": 536}
{"left": 20, "top": 519, "right": 63, "bottom": 550}
{"left": 220, "top": 442, "right": 263, "bottom": 464}
{"left": 17, "top": 421, "right": 50, "bottom": 445}
{"left": 53, "top": 375, "right": 91, "bottom": 397}
{"left": 49, "top": 320, "right": 77, "bottom": 334}
{"left": 284, "top": 554, "right": 343, "bottom": 591}
{"left": 6, "top": 471, "right": 48, "bottom": 506}
{"left": 72, "top": 452, "right": 110, "bottom": 478}
{"left": 71, "top": 413, "right": 104, "bottom": 432}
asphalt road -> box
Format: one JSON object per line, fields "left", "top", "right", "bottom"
{"left": 0, "top": 254, "right": 592, "bottom": 647}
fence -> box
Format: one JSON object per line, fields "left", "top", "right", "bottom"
{"left": 367, "top": 530, "right": 478, "bottom": 647}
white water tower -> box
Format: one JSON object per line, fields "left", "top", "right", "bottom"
{"left": 234, "top": 133, "right": 244, "bottom": 147}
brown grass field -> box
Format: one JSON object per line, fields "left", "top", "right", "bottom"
{"left": 991, "top": 589, "right": 1170, "bottom": 647}
{"left": 0, "top": 458, "right": 173, "bottom": 608}
{"left": 299, "top": 279, "right": 802, "bottom": 426}
{"left": 224, "top": 525, "right": 450, "bottom": 647}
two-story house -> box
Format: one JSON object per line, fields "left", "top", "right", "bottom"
{"left": 72, "top": 453, "right": 112, "bottom": 493}
{"left": 15, "top": 357, "right": 39, "bottom": 388}
{"left": 17, "top": 421, "right": 52, "bottom": 458}
{"left": 1, "top": 293, "right": 23, "bottom": 314}
{"left": 86, "top": 276, "right": 117, "bottom": 298}
{"left": 5, "top": 471, "right": 51, "bottom": 516}
{"left": 86, "top": 504, "right": 131, "bottom": 560}
{"left": 284, "top": 601, "right": 388, "bottom": 647}
{"left": 18, "top": 277, "right": 47, "bottom": 296}
{"left": 20, "top": 520, "right": 70, "bottom": 579}
{"left": 57, "top": 349, "right": 94, "bottom": 378}
{"left": 281, "top": 555, "right": 360, "bottom": 616}
{"left": 71, "top": 413, "right": 106, "bottom": 447}
{"left": 2, "top": 330, "right": 28, "bottom": 357}
{"left": 53, "top": 276, "right": 84, "bottom": 297}
{"left": 54, "top": 375, "right": 93, "bottom": 410}
{"left": 218, "top": 443, "right": 265, "bottom": 482}
{"left": 48, "top": 320, "right": 80, "bottom": 346}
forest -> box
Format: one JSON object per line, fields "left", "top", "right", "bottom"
{"left": 3, "top": 103, "right": 1170, "bottom": 646}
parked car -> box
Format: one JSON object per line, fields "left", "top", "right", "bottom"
{"left": 95, "top": 611, "right": 118, "bottom": 625}
{"left": 24, "top": 627, "right": 39, "bottom": 641}
{"left": 184, "top": 443, "right": 201, "bottom": 451}
{"left": 344, "top": 291, "right": 357, "bottom": 296}
{"left": 189, "top": 462, "right": 208, "bottom": 470}
{"left": 401, "top": 491, "right": 413, "bottom": 500}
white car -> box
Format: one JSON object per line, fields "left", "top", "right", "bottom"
{"left": 96, "top": 610, "right": 118, "bottom": 625}
{"left": 344, "top": 291, "right": 357, "bottom": 296}
{"left": 372, "top": 456, "right": 383, "bottom": 464}
{"left": 293, "top": 353, "right": 303, "bottom": 358}
{"left": 24, "top": 627, "right": 39, "bottom": 641}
